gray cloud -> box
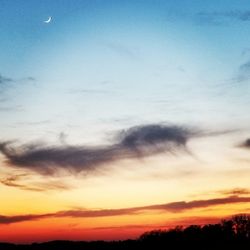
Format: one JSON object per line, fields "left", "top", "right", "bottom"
{"left": 0, "top": 124, "right": 197, "bottom": 175}
{"left": 1, "top": 195, "right": 250, "bottom": 224}
{"left": 59, "top": 132, "right": 68, "bottom": 144}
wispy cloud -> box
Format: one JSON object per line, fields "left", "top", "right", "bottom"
{"left": 219, "top": 188, "right": 250, "bottom": 196}
{"left": 0, "top": 73, "right": 35, "bottom": 94}
{"left": 0, "top": 74, "right": 14, "bottom": 94}
{"left": 0, "top": 174, "right": 70, "bottom": 192}
{"left": 0, "top": 105, "right": 23, "bottom": 113}
{"left": 105, "top": 42, "right": 140, "bottom": 60}
{"left": 68, "top": 88, "right": 113, "bottom": 95}
{"left": 0, "top": 74, "right": 34, "bottom": 87}
{"left": 0, "top": 124, "right": 198, "bottom": 175}
{"left": 233, "top": 60, "right": 250, "bottom": 82}
{"left": 0, "top": 174, "right": 42, "bottom": 192}
{"left": 1, "top": 195, "right": 250, "bottom": 224}
{"left": 196, "top": 10, "right": 250, "bottom": 25}
{"left": 0, "top": 74, "right": 13, "bottom": 85}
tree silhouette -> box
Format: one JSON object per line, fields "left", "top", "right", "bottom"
{"left": 232, "top": 214, "right": 250, "bottom": 239}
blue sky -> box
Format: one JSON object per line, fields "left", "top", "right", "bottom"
{"left": 1, "top": 0, "right": 250, "bottom": 143}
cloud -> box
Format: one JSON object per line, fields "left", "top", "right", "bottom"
{"left": 0, "top": 124, "right": 197, "bottom": 175}
{"left": 105, "top": 42, "right": 140, "bottom": 60}
{"left": 195, "top": 10, "right": 250, "bottom": 26}
{"left": 0, "top": 74, "right": 14, "bottom": 94}
{"left": 220, "top": 188, "right": 250, "bottom": 196}
{"left": 59, "top": 132, "right": 67, "bottom": 144}
{"left": 118, "top": 125, "right": 193, "bottom": 149}
{"left": 68, "top": 88, "right": 112, "bottom": 95}
{"left": 0, "top": 74, "right": 13, "bottom": 85}
{"left": 0, "top": 174, "right": 43, "bottom": 192}
{"left": 0, "top": 74, "right": 34, "bottom": 86}
{"left": 1, "top": 195, "right": 250, "bottom": 224}
{"left": 0, "top": 214, "right": 50, "bottom": 224}
{"left": 240, "top": 138, "right": 250, "bottom": 148}
{"left": 0, "top": 174, "right": 70, "bottom": 192}
{"left": 0, "top": 73, "right": 35, "bottom": 110}
{"left": 0, "top": 105, "right": 23, "bottom": 113}
{"left": 143, "top": 196, "right": 250, "bottom": 212}
{"left": 233, "top": 61, "right": 250, "bottom": 82}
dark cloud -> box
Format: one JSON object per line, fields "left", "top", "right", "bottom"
{"left": 196, "top": 10, "right": 250, "bottom": 25}
{"left": 0, "top": 124, "right": 197, "bottom": 175}
{"left": 1, "top": 195, "right": 250, "bottom": 224}
{"left": 119, "top": 125, "right": 193, "bottom": 149}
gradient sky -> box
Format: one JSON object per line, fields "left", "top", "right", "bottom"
{"left": 1, "top": 0, "right": 250, "bottom": 243}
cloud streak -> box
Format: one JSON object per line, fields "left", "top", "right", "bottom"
{"left": 233, "top": 61, "right": 250, "bottom": 82}
{"left": 220, "top": 188, "right": 250, "bottom": 196}
{"left": 196, "top": 10, "right": 250, "bottom": 25}
{"left": 0, "top": 174, "right": 43, "bottom": 192}
{"left": 0, "top": 174, "right": 70, "bottom": 192}
{"left": 0, "top": 73, "right": 35, "bottom": 95}
{"left": 0, "top": 124, "right": 198, "bottom": 175}
{"left": 0, "top": 74, "right": 13, "bottom": 85}
{"left": 1, "top": 195, "right": 250, "bottom": 224}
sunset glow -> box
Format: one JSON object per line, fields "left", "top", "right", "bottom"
{"left": 1, "top": 0, "right": 250, "bottom": 243}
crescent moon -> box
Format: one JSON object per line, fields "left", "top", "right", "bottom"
{"left": 44, "top": 16, "right": 52, "bottom": 23}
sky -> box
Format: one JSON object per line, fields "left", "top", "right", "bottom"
{"left": 1, "top": 0, "right": 250, "bottom": 243}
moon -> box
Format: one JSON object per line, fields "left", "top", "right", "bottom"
{"left": 44, "top": 16, "right": 52, "bottom": 23}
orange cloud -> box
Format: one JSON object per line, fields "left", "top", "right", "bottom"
{"left": 1, "top": 195, "right": 250, "bottom": 224}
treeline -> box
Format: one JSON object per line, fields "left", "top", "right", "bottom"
{"left": 2, "top": 214, "right": 250, "bottom": 250}
{"left": 140, "top": 214, "right": 250, "bottom": 242}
